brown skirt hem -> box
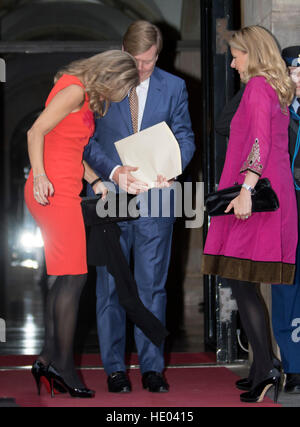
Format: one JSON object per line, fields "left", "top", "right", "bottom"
{"left": 202, "top": 254, "right": 295, "bottom": 285}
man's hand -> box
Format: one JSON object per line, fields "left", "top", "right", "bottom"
{"left": 113, "top": 165, "right": 149, "bottom": 194}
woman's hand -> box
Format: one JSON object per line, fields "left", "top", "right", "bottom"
{"left": 224, "top": 188, "right": 252, "bottom": 220}
{"left": 33, "top": 175, "right": 54, "bottom": 205}
{"left": 92, "top": 180, "right": 108, "bottom": 200}
{"left": 154, "top": 174, "right": 174, "bottom": 188}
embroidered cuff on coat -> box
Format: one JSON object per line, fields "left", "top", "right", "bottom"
{"left": 240, "top": 138, "right": 263, "bottom": 175}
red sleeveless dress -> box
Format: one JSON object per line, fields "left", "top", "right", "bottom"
{"left": 24, "top": 74, "right": 95, "bottom": 275}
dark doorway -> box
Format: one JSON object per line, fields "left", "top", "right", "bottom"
{"left": 201, "top": 0, "right": 248, "bottom": 362}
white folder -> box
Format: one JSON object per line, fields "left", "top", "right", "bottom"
{"left": 114, "top": 121, "right": 182, "bottom": 187}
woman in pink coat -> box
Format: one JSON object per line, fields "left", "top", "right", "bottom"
{"left": 202, "top": 26, "right": 297, "bottom": 403}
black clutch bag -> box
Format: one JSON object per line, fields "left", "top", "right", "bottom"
{"left": 205, "top": 177, "right": 279, "bottom": 217}
{"left": 81, "top": 192, "right": 139, "bottom": 226}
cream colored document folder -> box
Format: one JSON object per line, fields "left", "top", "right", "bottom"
{"left": 114, "top": 121, "right": 182, "bottom": 187}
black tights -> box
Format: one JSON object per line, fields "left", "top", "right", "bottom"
{"left": 39, "top": 274, "right": 87, "bottom": 388}
{"left": 225, "top": 278, "right": 274, "bottom": 387}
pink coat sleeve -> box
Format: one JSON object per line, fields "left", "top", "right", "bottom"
{"left": 239, "top": 77, "right": 274, "bottom": 176}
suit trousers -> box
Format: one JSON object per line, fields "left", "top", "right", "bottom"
{"left": 95, "top": 215, "right": 174, "bottom": 375}
{"left": 272, "top": 242, "right": 300, "bottom": 373}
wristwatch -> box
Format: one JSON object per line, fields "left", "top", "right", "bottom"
{"left": 241, "top": 183, "right": 254, "bottom": 193}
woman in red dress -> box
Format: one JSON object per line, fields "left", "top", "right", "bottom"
{"left": 24, "top": 50, "right": 138, "bottom": 397}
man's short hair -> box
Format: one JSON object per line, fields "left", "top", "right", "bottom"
{"left": 123, "top": 20, "right": 163, "bottom": 56}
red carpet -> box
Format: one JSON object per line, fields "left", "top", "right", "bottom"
{"left": 0, "top": 354, "right": 281, "bottom": 407}
{"left": 0, "top": 352, "right": 216, "bottom": 367}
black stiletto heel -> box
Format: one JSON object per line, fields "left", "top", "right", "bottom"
{"left": 31, "top": 360, "right": 43, "bottom": 395}
{"left": 50, "top": 378, "right": 55, "bottom": 398}
{"left": 47, "top": 364, "right": 95, "bottom": 398}
{"left": 240, "top": 368, "right": 281, "bottom": 403}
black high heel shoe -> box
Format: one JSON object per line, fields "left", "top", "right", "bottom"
{"left": 47, "top": 364, "right": 95, "bottom": 398}
{"left": 31, "top": 360, "right": 67, "bottom": 395}
{"left": 240, "top": 368, "right": 281, "bottom": 403}
{"left": 31, "top": 360, "right": 46, "bottom": 395}
{"left": 236, "top": 377, "right": 253, "bottom": 391}
{"left": 236, "top": 358, "right": 282, "bottom": 391}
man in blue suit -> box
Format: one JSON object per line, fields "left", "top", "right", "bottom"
{"left": 84, "top": 20, "right": 195, "bottom": 393}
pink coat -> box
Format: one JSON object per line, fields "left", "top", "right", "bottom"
{"left": 204, "top": 76, "right": 297, "bottom": 267}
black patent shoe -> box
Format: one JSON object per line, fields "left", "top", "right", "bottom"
{"left": 284, "top": 374, "right": 300, "bottom": 394}
{"left": 273, "top": 357, "right": 282, "bottom": 371}
{"left": 240, "top": 368, "right": 281, "bottom": 403}
{"left": 31, "top": 360, "right": 67, "bottom": 395}
{"left": 142, "top": 371, "right": 169, "bottom": 393}
{"left": 47, "top": 364, "right": 95, "bottom": 398}
{"left": 107, "top": 371, "right": 131, "bottom": 393}
{"left": 236, "top": 377, "right": 253, "bottom": 391}
{"left": 236, "top": 358, "right": 282, "bottom": 391}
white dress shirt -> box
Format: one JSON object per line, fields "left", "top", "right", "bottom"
{"left": 136, "top": 77, "right": 150, "bottom": 131}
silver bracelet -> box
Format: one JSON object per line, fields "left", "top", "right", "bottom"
{"left": 241, "top": 183, "right": 254, "bottom": 193}
{"left": 33, "top": 173, "right": 46, "bottom": 180}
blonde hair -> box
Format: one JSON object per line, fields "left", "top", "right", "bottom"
{"left": 229, "top": 26, "right": 295, "bottom": 108}
{"left": 123, "top": 20, "right": 163, "bottom": 56}
{"left": 55, "top": 50, "right": 139, "bottom": 116}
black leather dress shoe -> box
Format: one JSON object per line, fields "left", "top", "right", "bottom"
{"left": 142, "top": 371, "right": 169, "bottom": 393}
{"left": 284, "top": 374, "right": 300, "bottom": 394}
{"left": 107, "top": 371, "right": 131, "bottom": 393}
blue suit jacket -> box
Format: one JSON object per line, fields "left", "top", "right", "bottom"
{"left": 83, "top": 67, "right": 195, "bottom": 184}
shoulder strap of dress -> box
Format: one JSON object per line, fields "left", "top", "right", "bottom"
{"left": 55, "top": 74, "right": 85, "bottom": 90}
{"left": 46, "top": 74, "right": 88, "bottom": 105}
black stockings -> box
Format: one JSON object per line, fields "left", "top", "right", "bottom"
{"left": 39, "top": 274, "right": 87, "bottom": 388}
{"left": 227, "top": 279, "right": 274, "bottom": 387}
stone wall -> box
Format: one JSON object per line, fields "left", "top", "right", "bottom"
{"left": 242, "top": 0, "right": 300, "bottom": 48}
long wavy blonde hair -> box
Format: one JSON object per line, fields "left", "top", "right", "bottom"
{"left": 54, "top": 50, "right": 139, "bottom": 116}
{"left": 229, "top": 26, "right": 295, "bottom": 108}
